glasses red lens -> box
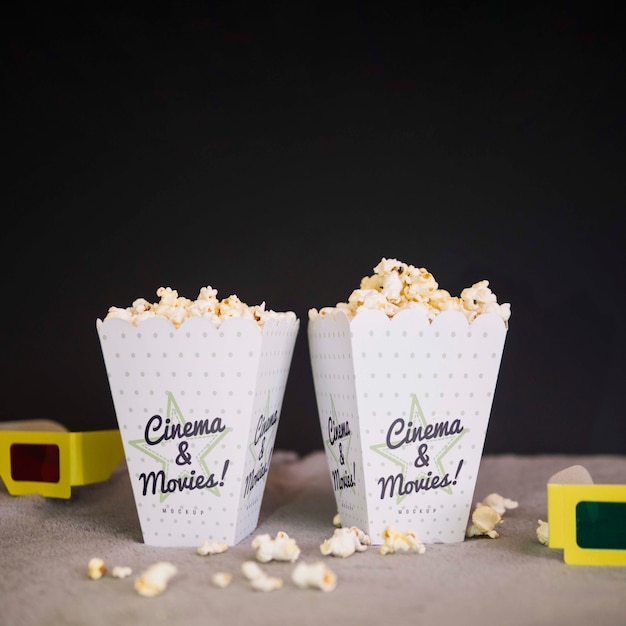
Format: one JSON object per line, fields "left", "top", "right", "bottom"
{"left": 10, "top": 443, "right": 60, "bottom": 483}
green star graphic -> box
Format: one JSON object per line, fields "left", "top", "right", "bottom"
{"left": 130, "top": 391, "right": 232, "bottom": 503}
{"left": 324, "top": 395, "right": 356, "bottom": 497}
{"left": 370, "top": 393, "right": 467, "bottom": 503}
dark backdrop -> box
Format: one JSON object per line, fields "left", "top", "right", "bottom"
{"left": 2, "top": 3, "right": 624, "bottom": 455}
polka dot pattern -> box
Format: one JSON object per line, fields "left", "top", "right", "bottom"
{"left": 97, "top": 315, "right": 299, "bottom": 547}
{"left": 308, "top": 309, "right": 507, "bottom": 544}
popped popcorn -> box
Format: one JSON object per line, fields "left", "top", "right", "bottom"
{"left": 134, "top": 562, "right": 178, "bottom": 597}
{"left": 197, "top": 540, "right": 228, "bottom": 556}
{"left": 379, "top": 526, "right": 426, "bottom": 555}
{"left": 292, "top": 561, "right": 337, "bottom": 592}
{"left": 308, "top": 258, "right": 511, "bottom": 325}
{"left": 466, "top": 505, "right": 503, "bottom": 539}
{"left": 476, "top": 493, "right": 519, "bottom": 516}
{"left": 241, "top": 561, "right": 283, "bottom": 592}
{"left": 87, "top": 557, "right": 107, "bottom": 580}
{"left": 536, "top": 519, "right": 549, "bottom": 546}
{"left": 104, "top": 286, "right": 296, "bottom": 329}
{"left": 251, "top": 531, "right": 301, "bottom": 563}
{"left": 320, "top": 526, "right": 371, "bottom": 558}
{"left": 332, "top": 513, "right": 342, "bottom": 528}
{"left": 211, "top": 572, "right": 233, "bottom": 588}
{"left": 111, "top": 565, "right": 133, "bottom": 579}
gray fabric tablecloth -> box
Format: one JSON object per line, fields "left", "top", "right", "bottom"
{"left": 2, "top": 451, "right": 626, "bottom": 626}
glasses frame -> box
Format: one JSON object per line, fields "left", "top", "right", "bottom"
{"left": 548, "top": 482, "right": 626, "bottom": 566}
{"left": 0, "top": 428, "right": 124, "bottom": 499}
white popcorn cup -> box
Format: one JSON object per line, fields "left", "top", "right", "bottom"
{"left": 97, "top": 315, "right": 299, "bottom": 547}
{"left": 308, "top": 309, "right": 508, "bottom": 544}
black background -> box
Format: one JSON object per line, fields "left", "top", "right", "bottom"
{"left": 2, "top": 2, "right": 624, "bottom": 456}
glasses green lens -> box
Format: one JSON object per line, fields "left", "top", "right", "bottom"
{"left": 10, "top": 443, "right": 60, "bottom": 483}
{"left": 576, "top": 501, "right": 626, "bottom": 550}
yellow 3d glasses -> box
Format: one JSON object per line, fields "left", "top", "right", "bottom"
{"left": 0, "top": 420, "right": 124, "bottom": 499}
{"left": 547, "top": 465, "right": 626, "bottom": 566}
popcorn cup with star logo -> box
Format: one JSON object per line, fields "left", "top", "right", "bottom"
{"left": 97, "top": 315, "right": 299, "bottom": 547}
{"left": 308, "top": 308, "right": 508, "bottom": 544}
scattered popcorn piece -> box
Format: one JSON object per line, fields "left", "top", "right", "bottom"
{"left": 320, "top": 526, "right": 371, "bottom": 558}
{"left": 241, "top": 560, "right": 264, "bottom": 580}
{"left": 134, "top": 562, "right": 178, "bottom": 597}
{"left": 111, "top": 566, "right": 133, "bottom": 579}
{"left": 292, "top": 561, "right": 337, "bottom": 592}
{"left": 87, "top": 557, "right": 107, "bottom": 580}
{"left": 104, "top": 286, "right": 297, "bottom": 329}
{"left": 466, "top": 505, "right": 503, "bottom": 539}
{"left": 476, "top": 493, "right": 519, "bottom": 516}
{"left": 536, "top": 519, "right": 549, "bottom": 546}
{"left": 251, "top": 531, "right": 301, "bottom": 563}
{"left": 197, "top": 540, "right": 228, "bottom": 556}
{"left": 241, "top": 561, "right": 283, "bottom": 592}
{"left": 332, "top": 512, "right": 341, "bottom": 527}
{"left": 379, "top": 526, "right": 426, "bottom": 555}
{"left": 250, "top": 575, "right": 283, "bottom": 593}
{"left": 351, "top": 526, "right": 371, "bottom": 546}
{"left": 308, "top": 258, "right": 511, "bottom": 325}
{"left": 211, "top": 572, "right": 233, "bottom": 588}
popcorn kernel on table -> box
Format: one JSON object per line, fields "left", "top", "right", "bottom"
{"left": 292, "top": 561, "right": 337, "bottom": 592}
{"left": 197, "top": 540, "right": 228, "bottom": 556}
{"left": 476, "top": 493, "right": 519, "bottom": 516}
{"left": 134, "top": 562, "right": 178, "bottom": 597}
{"left": 87, "top": 557, "right": 107, "bottom": 580}
{"left": 111, "top": 565, "right": 132, "bottom": 579}
{"left": 251, "top": 531, "right": 301, "bottom": 563}
{"left": 466, "top": 505, "right": 503, "bottom": 539}
{"left": 320, "top": 526, "right": 370, "bottom": 558}
{"left": 536, "top": 519, "right": 549, "bottom": 546}
{"left": 379, "top": 526, "right": 426, "bottom": 555}
{"left": 211, "top": 572, "right": 233, "bottom": 588}
{"left": 241, "top": 561, "right": 283, "bottom": 592}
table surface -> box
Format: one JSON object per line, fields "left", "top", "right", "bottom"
{"left": 2, "top": 450, "right": 626, "bottom": 626}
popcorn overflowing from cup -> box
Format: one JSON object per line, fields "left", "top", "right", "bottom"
{"left": 104, "top": 286, "right": 296, "bottom": 328}
{"left": 308, "top": 257, "right": 511, "bottom": 324}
